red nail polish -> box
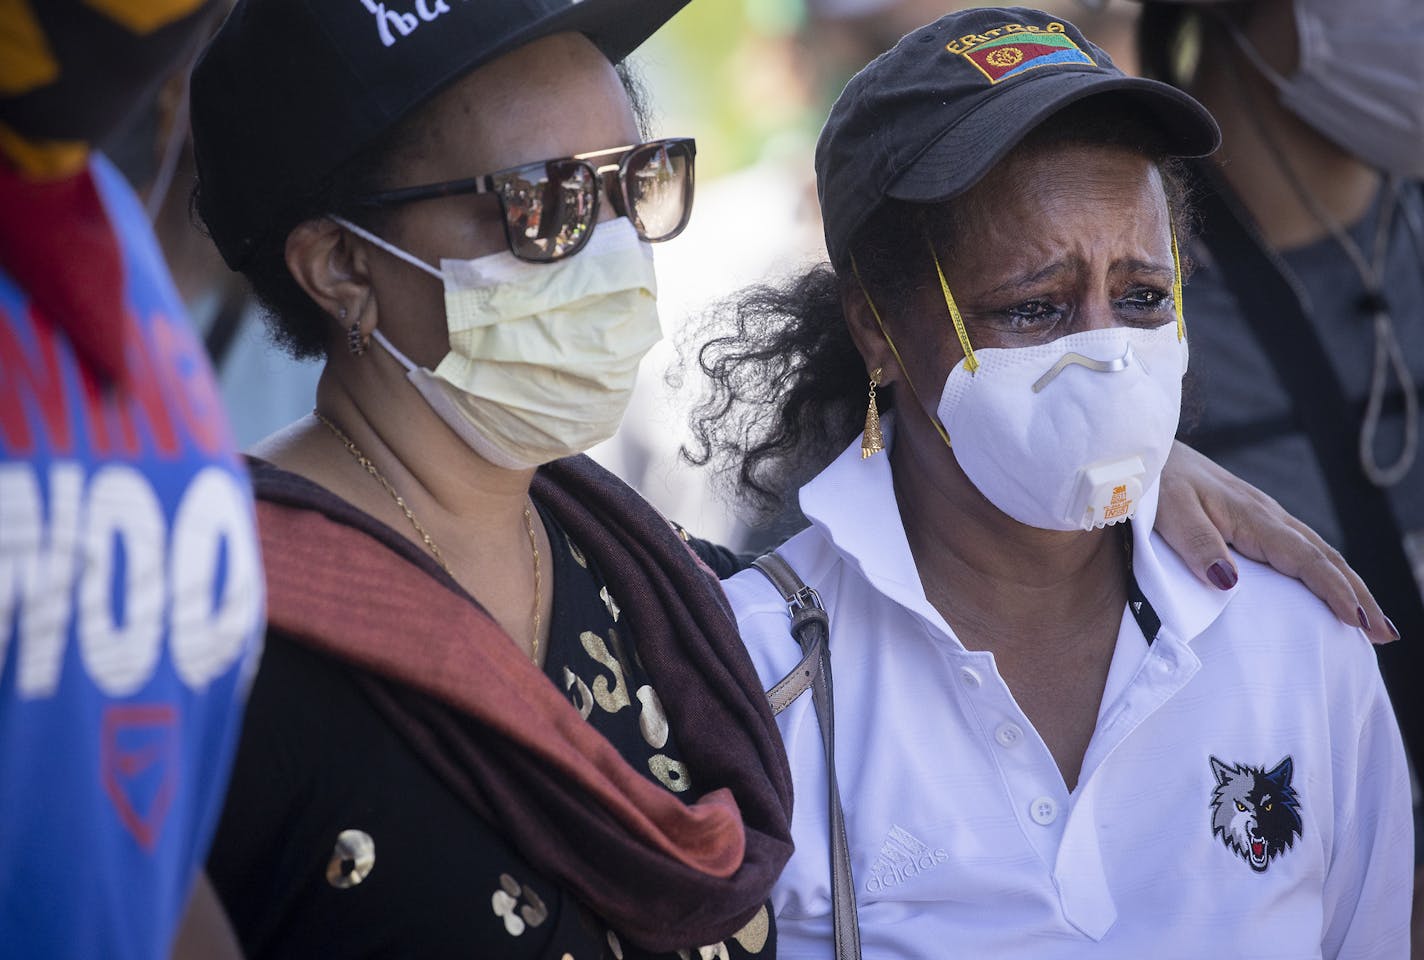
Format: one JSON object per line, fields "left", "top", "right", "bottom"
{"left": 1357, "top": 606, "right": 1371, "bottom": 631}
{"left": 1385, "top": 616, "right": 1401, "bottom": 641}
{"left": 1207, "top": 561, "right": 1237, "bottom": 591}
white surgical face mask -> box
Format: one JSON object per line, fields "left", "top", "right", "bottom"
{"left": 936, "top": 323, "right": 1188, "bottom": 531}
{"left": 1226, "top": 0, "right": 1424, "bottom": 177}
{"left": 334, "top": 216, "right": 661, "bottom": 469}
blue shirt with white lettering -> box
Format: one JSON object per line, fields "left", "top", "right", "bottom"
{"left": 0, "top": 155, "right": 265, "bottom": 958}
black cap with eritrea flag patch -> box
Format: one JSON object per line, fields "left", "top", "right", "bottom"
{"left": 815, "top": 5, "right": 1220, "bottom": 267}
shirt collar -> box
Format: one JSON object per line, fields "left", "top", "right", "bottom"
{"left": 798, "top": 415, "right": 1235, "bottom": 646}
{"left": 798, "top": 415, "right": 959, "bottom": 640}
{"left": 1125, "top": 482, "right": 1236, "bottom": 644}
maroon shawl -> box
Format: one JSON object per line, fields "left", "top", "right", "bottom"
{"left": 253, "top": 456, "right": 793, "bottom": 951}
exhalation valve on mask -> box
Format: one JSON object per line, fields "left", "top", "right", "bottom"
{"left": 1067, "top": 456, "right": 1147, "bottom": 531}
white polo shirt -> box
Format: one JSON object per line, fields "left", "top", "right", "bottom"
{"left": 725, "top": 430, "right": 1412, "bottom": 959}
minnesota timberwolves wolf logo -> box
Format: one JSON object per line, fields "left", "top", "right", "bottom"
{"left": 1209, "top": 756, "right": 1302, "bottom": 873}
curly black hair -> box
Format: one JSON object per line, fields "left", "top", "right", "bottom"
{"left": 194, "top": 62, "right": 654, "bottom": 361}
{"left": 681, "top": 98, "right": 1197, "bottom": 528}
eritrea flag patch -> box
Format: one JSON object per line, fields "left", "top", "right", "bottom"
{"left": 959, "top": 30, "right": 1094, "bottom": 84}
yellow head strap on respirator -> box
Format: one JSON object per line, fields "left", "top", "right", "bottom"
{"left": 851, "top": 254, "right": 955, "bottom": 448}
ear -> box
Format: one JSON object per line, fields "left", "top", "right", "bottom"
{"left": 1209, "top": 756, "right": 1233, "bottom": 786}
{"left": 839, "top": 276, "right": 902, "bottom": 386}
{"left": 284, "top": 218, "right": 375, "bottom": 342}
{"left": 1264, "top": 756, "right": 1293, "bottom": 788}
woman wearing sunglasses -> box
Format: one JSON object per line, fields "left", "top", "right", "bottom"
{"left": 187, "top": 0, "right": 1397, "bottom": 957}
{"left": 191, "top": 3, "right": 789, "bottom": 958}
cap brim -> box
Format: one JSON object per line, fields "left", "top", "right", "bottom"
{"left": 481, "top": 0, "right": 687, "bottom": 74}
{"left": 887, "top": 73, "right": 1220, "bottom": 204}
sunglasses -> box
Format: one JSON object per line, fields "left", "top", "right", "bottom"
{"left": 351, "top": 138, "right": 696, "bottom": 263}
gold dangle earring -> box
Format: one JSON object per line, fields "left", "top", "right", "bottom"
{"left": 862, "top": 367, "right": 885, "bottom": 459}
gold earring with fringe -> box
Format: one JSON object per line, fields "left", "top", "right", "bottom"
{"left": 862, "top": 367, "right": 884, "bottom": 458}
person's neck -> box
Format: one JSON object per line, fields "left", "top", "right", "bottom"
{"left": 315, "top": 366, "right": 535, "bottom": 523}
{"left": 1193, "top": 40, "right": 1380, "bottom": 252}
{"left": 888, "top": 428, "right": 1125, "bottom": 658}
{"left": 253, "top": 353, "right": 548, "bottom": 654}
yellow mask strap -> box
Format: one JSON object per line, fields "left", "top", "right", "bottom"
{"left": 851, "top": 255, "right": 953, "bottom": 448}
{"left": 1170, "top": 224, "right": 1185, "bottom": 342}
{"left": 930, "top": 244, "right": 979, "bottom": 374}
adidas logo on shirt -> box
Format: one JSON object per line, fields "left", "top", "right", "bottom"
{"left": 865, "top": 825, "right": 948, "bottom": 893}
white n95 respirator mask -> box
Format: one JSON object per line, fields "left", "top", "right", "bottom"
{"left": 936, "top": 323, "right": 1188, "bottom": 531}
{"left": 334, "top": 216, "right": 661, "bottom": 469}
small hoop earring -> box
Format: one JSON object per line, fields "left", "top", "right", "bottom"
{"left": 861, "top": 367, "right": 884, "bottom": 459}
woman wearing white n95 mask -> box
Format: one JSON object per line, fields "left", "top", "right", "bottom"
{"left": 697, "top": 7, "right": 1411, "bottom": 957}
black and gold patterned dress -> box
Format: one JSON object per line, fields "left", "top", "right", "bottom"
{"left": 208, "top": 500, "right": 773, "bottom": 959}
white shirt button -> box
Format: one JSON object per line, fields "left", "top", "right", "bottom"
{"left": 994, "top": 722, "right": 1024, "bottom": 748}
{"left": 959, "top": 666, "right": 982, "bottom": 689}
{"left": 1029, "top": 796, "right": 1058, "bottom": 825}
{"left": 1154, "top": 654, "right": 1176, "bottom": 675}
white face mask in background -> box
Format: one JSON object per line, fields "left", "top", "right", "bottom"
{"left": 936, "top": 324, "right": 1188, "bottom": 532}
{"left": 1225, "top": 0, "right": 1424, "bottom": 177}
{"left": 333, "top": 216, "right": 662, "bottom": 469}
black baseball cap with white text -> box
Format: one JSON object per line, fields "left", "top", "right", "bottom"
{"left": 192, "top": 0, "right": 690, "bottom": 269}
{"left": 815, "top": 5, "right": 1221, "bottom": 267}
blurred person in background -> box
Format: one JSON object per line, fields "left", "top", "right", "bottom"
{"left": 107, "top": 61, "right": 324, "bottom": 452}
{"left": 0, "top": 1, "right": 264, "bottom": 957}
{"left": 703, "top": 7, "right": 1411, "bottom": 955}
{"left": 1131, "top": 0, "right": 1424, "bottom": 946}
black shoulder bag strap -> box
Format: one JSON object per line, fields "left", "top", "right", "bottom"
{"left": 752, "top": 552, "right": 862, "bottom": 960}
{"left": 1189, "top": 161, "right": 1424, "bottom": 763}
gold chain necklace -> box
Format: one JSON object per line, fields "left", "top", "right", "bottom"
{"left": 313, "top": 411, "right": 543, "bottom": 661}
